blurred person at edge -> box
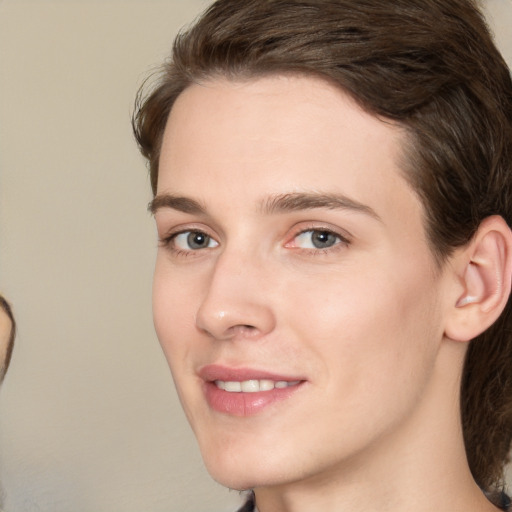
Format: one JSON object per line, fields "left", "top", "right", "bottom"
{"left": 0, "top": 295, "right": 14, "bottom": 383}
{"left": 133, "top": 1, "right": 512, "bottom": 511}
{"left": 0, "top": 296, "right": 15, "bottom": 511}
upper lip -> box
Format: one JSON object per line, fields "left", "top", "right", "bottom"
{"left": 199, "top": 364, "right": 305, "bottom": 382}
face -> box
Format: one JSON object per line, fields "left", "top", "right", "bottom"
{"left": 152, "top": 75, "right": 451, "bottom": 490}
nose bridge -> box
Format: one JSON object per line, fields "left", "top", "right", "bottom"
{"left": 195, "top": 243, "right": 275, "bottom": 340}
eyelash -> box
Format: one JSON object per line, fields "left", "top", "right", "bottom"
{"left": 159, "top": 229, "right": 217, "bottom": 257}
{"left": 285, "top": 226, "right": 350, "bottom": 254}
{"left": 159, "top": 226, "right": 351, "bottom": 257}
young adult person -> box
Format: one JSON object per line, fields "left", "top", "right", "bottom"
{"left": 133, "top": 1, "right": 512, "bottom": 511}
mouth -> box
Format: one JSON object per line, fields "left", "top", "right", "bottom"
{"left": 199, "top": 365, "right": 305, "bottom": 416}
{"left": 214, "top": 379, "right": 302, "bottom": 392}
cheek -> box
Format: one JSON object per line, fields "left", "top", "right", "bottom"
{"left": 282, "top": 257, "right": 442, "bottom": 389}
{"left": 152, "top": 263, "right": 206, "bottom": 425}
{"left": 152, "top": 260, "right": 198, "bottom": 370}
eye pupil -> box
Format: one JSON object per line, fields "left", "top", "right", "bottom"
{"left": 312, "top": 231, "right": 336, "bottom": 249}
{"left": 187, "top": 231, "right": 209, "bottom": 249}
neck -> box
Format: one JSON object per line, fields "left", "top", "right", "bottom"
{"left": 253, "top": 341, "right": 500, "bottom": 512}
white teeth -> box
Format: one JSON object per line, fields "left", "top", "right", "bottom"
{"left": 223, "top": 381, "right": 242, "bottom": 392}
{"left": 259, "top": 379, "right": 275, "bottom": 391}
{"left": 214, "top": 379, "right": 300, "bottom": 392}
{"left": 241, "top": 380, "right": 259, "bottom": 392}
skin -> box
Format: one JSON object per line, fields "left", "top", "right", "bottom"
{"left": 0, "top": 307, "right": 12, "bottom": 380}
{"left": 152, "top": 75, "right": 501, "bottom": 512}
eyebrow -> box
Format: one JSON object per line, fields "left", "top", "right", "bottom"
{"left": 149, "top": 194, "right": 207, "bottom": 215}
{"left": 261, "top": 192, "right": 381, "bottom": 221}
{"left": 149, "top": 191, "right": 381, "bottom": 221}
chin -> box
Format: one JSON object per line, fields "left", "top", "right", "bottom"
{"left": 201, "top": 450, "right": 285, "bottom": 490}
{"left": 211, "top": 473, "right": 258, "bottom": 492}
{"left": 202, "top": 443, "right": 317, "bottom": 492}
{"left": 204, "top": 457, "right": 260, "bottom": 490}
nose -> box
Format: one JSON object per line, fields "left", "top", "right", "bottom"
{"left": 195, "top": 248, "right": 276, "bottom": 341}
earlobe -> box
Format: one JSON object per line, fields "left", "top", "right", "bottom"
{"left": 445, "top": 216, "right": 512, "bottom": 342}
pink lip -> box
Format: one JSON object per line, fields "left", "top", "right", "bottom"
{"left": 199, "top": 365, "right": 306, "bottom": 417}
{"left": 199, "top": 365, "right": 302, "bottom": 382}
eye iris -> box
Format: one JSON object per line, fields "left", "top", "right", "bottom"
{"left": 187, "top": 231, "right": 209, "bottom": 249}
{"left": 312, "top": 231, "right": 337, "bottom": 249}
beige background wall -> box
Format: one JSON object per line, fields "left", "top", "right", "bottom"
{"left": 0, "top": 1, "right": 511, "bottom": 511}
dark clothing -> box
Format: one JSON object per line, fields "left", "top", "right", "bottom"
{"left": 496, "top": 491, "right": 512, "bottom": 511}
{"left": 236, "top": 492, "right": 255, "bottom": 512}
{"left": 237, "top": 490, "right": 512, "bottom": 511}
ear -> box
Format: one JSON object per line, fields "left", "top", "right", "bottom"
{"left": 444, "top": 215, "right": 512, "bottom": 342}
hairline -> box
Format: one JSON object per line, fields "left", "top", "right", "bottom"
{"left": 150, "top": 70, "right": 445, "bottom": 267}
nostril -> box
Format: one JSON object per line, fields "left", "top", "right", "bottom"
{"left": 228, "top": 324, "right": 259, "bottom": 338}
{"left": 195, "top": 293, "right": 276, "bottom": 340}
{"left": 198, "top": 322, "right": 261, "bottom": 341}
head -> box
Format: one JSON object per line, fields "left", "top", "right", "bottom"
{"left": 0, "top": 295, "right": 15, "bottom": 382}
{"left": 133, "top": 0, "right": 512, "bottom": 496}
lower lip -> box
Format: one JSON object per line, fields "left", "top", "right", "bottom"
{"left": 204, "top": 381, "right": 304, "bottom": 416}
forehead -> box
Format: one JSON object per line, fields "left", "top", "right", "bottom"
{"left": 162, "top": 75, "right": 405, "bottom": 183}
{"left": 159, "top": 75, "right": 425, "bottom": 239}
{"left": 165, "top": 74, "right": 404, "bottom": 154}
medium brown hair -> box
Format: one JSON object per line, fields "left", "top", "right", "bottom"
{"left": 0, "top": 294, "right": 15, "bottom": 380}
{"left": 133, "top": 0, "right": 512, "bottom": 496}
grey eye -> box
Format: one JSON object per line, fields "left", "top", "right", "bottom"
{"left": 311, "top": 231, "right": 338, "bottom": 249}
{"left": 174, "top": 231, "right": 218, "bottom": 250}
{"left": 295, "top": 230, "right": 340, "bottom": 249}
{"left": 187, "top": 232, "right": 210, "bottom": 249}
